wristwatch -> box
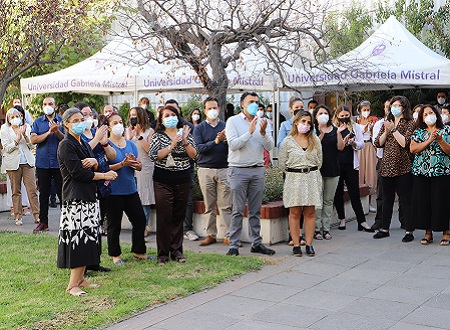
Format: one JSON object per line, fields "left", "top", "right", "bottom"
{"left": 137, "top": 136, "right": 144, "bottom": 141}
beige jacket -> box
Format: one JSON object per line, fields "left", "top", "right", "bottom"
{"left": 1, "top": 123, "right": 36, "bottom": 172}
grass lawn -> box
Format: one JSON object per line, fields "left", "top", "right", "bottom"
{"left": 0, "top": 232, "right": 265, "bottom": 329}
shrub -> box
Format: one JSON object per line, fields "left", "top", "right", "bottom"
{"left": 193, "top": 166, "right": 284, "bottom": 204}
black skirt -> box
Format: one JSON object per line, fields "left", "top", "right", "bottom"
{"left": 412, "top": 175, "right": 450, "bottom": 231}
{"left": 57, "top": 199, "right": 101, "bottom": 269}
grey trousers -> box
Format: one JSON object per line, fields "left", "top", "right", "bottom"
{"left": 315, "top": 176, "right": 340, "bottom": 232}
{"left": 228, "top": 167, "right": 265, "bottom": 249}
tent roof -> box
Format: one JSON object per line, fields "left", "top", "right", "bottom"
{"left": 287, "top": 16, "right": 450, "bottom": 91}
{"left": 20, "top": 37, "right": 276, "bottom": 95}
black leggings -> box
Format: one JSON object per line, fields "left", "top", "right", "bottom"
{"left": 334, "top": 163, "right": 366, "bottom": 224}
{"left": 106, "top": 192, "right": 146, "bottom": 257}
{"left": 381, "top": 173, "right": 414, "bottom": 231}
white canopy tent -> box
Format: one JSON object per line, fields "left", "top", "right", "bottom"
{"left": 286, "top": 16, "right": 450, "bottom": 92}
{"left": 20, "top": 36, "right": 278, "bottom": 105}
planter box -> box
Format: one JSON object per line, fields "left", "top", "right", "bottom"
{"left": 191, "top": 184, "right": 370, "bottom": 245}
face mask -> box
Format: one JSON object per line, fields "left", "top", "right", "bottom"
{"left": 297, "top": 123, "right": 310, "bottom": 134}
{"left": 71, "top": 122, "right": 86, "bottom": 135}
{"left": 256, "top": 110, "right": 264, "bottom": 118}
{"left": 339, "top": 117, "right": 350, "bottom": 124}
{"left": 192, "top": 114, "right": 200, "bottom": 122}
{"left": 43, "top": 105, "right": 54, "bottom": 116}
{"left": 425, "top": 114, "right": 437, "bottom": 126}
{"left": 246, "top": 103, "right": 258, "bottom": 116}
{"left": 391, "top": 107, "right": 402, "bottom": 117}
{"left": 317, "top": 114, "right": 329, "bottom": 125}
{"left": 85, "top": 118, "right": 93, "bottom": 130}
{"left": 111, "top": 123, "right": 124, "bottom": 136}
{"left": 93, "top": 119, "right": 99, "bottom": 127}
{"left": 141, "top": 104, "right": 148, "bottom": 110}
{"left": 207, "top": 109, "right": 219, "bottom": 120}
{"left": 163, "top": 116, "right": 178, "bottom": 129}
{"left": 362, "top": 111, "right": 370, "bottom": 118}
{"left": 13, "top": 103, "right": 21, "bottom": 107}
{"left": 293, "top": 108, "right": 305, "bottom": 117}
{"left": 438, "top": 97, "right": 446, "bottom": 105}
{"left": 442, "top": 114, "right": 448, "bottom": 123}
{"left": 129, "top": 117, "right": 138, "bottom": 127}
{"left": 10, "top": 117, "right": 22, "bottom": 126}
{"left": 413, "top": 112, "right": 419, "bottom": 120}
{"left": 266, "top": 112, "right": 273, "bottom": 119}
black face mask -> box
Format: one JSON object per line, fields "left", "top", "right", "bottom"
{"left": 129, "top": 117, "right": 138, "bottom": 127}
{"left": 293, "top": 108, "right": 304, "bottom": 116}
{"left": 339, "top": 117, "right": 350, "bottom": 124}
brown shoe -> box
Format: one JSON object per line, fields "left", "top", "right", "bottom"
{"left": 223, "top": 237, "right": 230, "bottom": 245}
{"left": 199, "top": 235, "right": 217, "bottom": 246}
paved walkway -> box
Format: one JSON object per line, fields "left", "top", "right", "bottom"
{"left": 2, "top": 206, "right": 450, "bottom": 329}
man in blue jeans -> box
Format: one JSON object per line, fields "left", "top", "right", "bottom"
{"left": 30, "top": 97, "right": 64, "bottom": 232}
{"left": 225, "top": 91, "right": 275, "bottom": 256}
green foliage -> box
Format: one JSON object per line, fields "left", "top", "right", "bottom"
{"left": 323, "top": 3, "right": 373, "bottom": 58}
{"left": 375, "top": 0, "right": 450, "bottom": 57}
{"left": 0, "top": 232, "right": 264, "bottom": 329}
{"left": 193, "top": 166, "right": 284, "bottom": 204}
{"left": 119, "top": 101, "right": 131, "bottom": 124}
{"left": 0, "top": 0, "right": 112, "bottom": 108}
{"left": 181, "top": 94, "right": 203, "bottom": 119}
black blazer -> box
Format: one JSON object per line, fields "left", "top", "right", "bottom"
{"left": 58, "top": 133, "right": 96, "bottom": 202}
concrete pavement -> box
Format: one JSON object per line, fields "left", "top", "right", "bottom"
{"left": 2, "top": 206, "right": 450, "bottom": 329}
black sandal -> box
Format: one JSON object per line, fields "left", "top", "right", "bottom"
{"left": 420, "top": 235, "right": 433, "bottom": 245}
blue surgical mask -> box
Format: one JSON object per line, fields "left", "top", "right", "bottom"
{"left": 391, "top": 107, "right": 402, "bottom": 117}
{"left": 267, "top": 112, "right": 273, "bottom": 119}
{"left": 163, "top": 116, "right": 179, "bottom": 128}
{"left": 247, "top": 103, "right": 259, "bottom": 116}
{"left": 71, "top": 122, "right": 86, "bottom": 135}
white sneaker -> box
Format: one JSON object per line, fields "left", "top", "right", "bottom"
{"left": 184, "top": 230, "right": 199, "bottom": 241}
{"left": 15, "top": 219, "right": 23, "bottom": 226}
{"left": 369, "top": 206, "right": 377, "bottom": 213}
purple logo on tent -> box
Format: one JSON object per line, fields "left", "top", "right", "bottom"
{"left": 372, "top": 44, "right": 386, "bottom": 56}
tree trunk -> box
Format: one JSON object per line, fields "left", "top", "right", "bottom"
{"left": 0, "top": 81, "right": 8, "bottom": 110}
{"left": 209, "top": 43, "right": 229, "bottom": 120}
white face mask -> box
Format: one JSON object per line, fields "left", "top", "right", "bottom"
{"left": 442, "top": 114, "right": 448, "bottom": 123}
{"left": 141, "top": 103, "right": 148, "bottom": 110}
{"left": 207, "top": 109, "right": 219, "bottom": 120}
{"left": 413, "top": 112, "right": 419, "bottom": 120}
{"left": 317, "top": 113, "right": 329, "bottom": 125}
{"left": 43, "top": 105, "right": 54, "bottom": 116}
{"left": 438, "top": 97, "right": 446, "bottom": 105}
{"left": 93, "top": 119, "right": 99, "bottom": 127}
{"left": 425, "top": 114, "right": 437, "bottom": 126}
{"left": 256, "top": 110, "right": 264, "bottom": 118}
{"left": 13, "top": 102, "right": 21, "bottom": 107}
{"left": 111, "top": 123, "right": 124, "bottom": 136}
{"left": 192, "top": 114, "right": 200, "bottom": 122}
{"left": 10, "top": 117, "right": 22, "bottom": 126}
{"left": 361, "top": 111, "right": 370, "bottom": 118}
{"left": 85, "top": 118, "right": 94, "bottom": 130}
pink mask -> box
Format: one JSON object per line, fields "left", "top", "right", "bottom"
{"left": 297, "top": 123, "right": 310, "bottom": 133}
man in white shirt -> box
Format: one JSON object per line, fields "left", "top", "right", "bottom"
{"left": 225, "top": 91, "right": 275, "bottom": 256}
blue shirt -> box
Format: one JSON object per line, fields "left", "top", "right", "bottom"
{"left": 31, "top": 115, "right": 64, "bottom": 169}
{"left": 108, "top": 139, "right": 138, "bottom": 195}
{"left": 278, "top": 118, "right": 293, "bottom": 148}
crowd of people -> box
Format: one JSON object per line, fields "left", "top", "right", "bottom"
{"left": 2, "top": 90, "right": 450, "bottom": 296}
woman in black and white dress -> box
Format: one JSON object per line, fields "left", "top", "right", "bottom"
{"left": 57, "top": 108, "right": 118, "bottom": 296}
